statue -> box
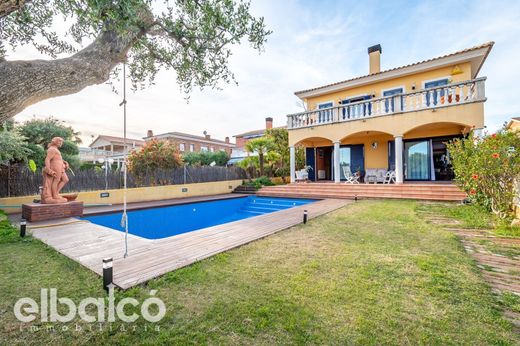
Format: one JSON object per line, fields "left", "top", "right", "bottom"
{"left": 41, "top": 137, "right": 70, "bottom": 204}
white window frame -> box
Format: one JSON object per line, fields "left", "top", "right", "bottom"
{"left": 189, "top": 144, "right": 194, "bottom": 152}
{"left": 339, "top": 93, "right": 371, "bottom": 104}
{"left": 200, "top": 146, "right": 208, "bottom": 152}
{"left": 381, "top": 85, "right": 406, "bottom": 96}
{"left": 210, "top": 147, "right": 215, "bottom": 152}
{"left": 422, "top": 76, "right": 450, "bottom": 90}
{"left": 179, "top": 143, "right": 185, "bottom": 152}
{"left": 315, "top": 100, "right": 334, "bottom": 110}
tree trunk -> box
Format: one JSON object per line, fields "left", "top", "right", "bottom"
{"left": 259, "top": 154, "right": 264, "bottom": 177}
{"left": 0, "top": 0, "right": 28, "bottom": 18}
{"left": 0, "top": 16, "right": 152, "bottom": 123}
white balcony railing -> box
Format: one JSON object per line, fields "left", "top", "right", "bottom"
{"left": 287, "top": 77, "right": 486, "bottom": 130}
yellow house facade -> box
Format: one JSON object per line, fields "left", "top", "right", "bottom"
{"left": 287, "top": 42, "right": 493, "bottom": 184}
{"left": 507, "top": 117, "right": 520, "bottom": 132}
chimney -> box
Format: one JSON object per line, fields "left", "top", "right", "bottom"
{"left": 147, "top": 130, "right": 153, "bottom": 138}
{"left": 265, "top": 117, "right": 273, "bottom": 130}
{"left": 205, "top": 133, "right": 211, "bottom": 140}
{"left": 225, "top": 136, "right": 230, "bottom": 143}
{"left": 368, "top": 44, "right": 382, "bottom": 74}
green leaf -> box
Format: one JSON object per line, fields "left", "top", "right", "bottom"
{"left": 28, "top": 159, "right": 37, "bottom": 172}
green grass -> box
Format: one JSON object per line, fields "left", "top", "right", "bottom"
{"left": 1, "top": 201, "right": 519, "bottom": 345}
{"left": 416, "top": 202, "right": 520, "bottom": 238}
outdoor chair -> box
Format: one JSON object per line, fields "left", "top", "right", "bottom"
{"left": 383, "top": 170, "right": 396, "bottom": 184}
{"left": 342, "top": 166, "right": 360, "bottom": 184}
{"left": 295, "top": 169, "right": 308, "bottom": 183}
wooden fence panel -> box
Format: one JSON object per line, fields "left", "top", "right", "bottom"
{"left": 0, "top": 165, "right": 247, "bottom": 197}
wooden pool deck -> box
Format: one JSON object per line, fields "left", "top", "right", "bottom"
{"left": 28, "top": 197, "right": 350, "bottom": 289}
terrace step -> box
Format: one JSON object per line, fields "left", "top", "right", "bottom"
{"left": 233, "top": 185, "right": 258, "bottom": 194}
{"left": 257, "top": 183, "right": 466, "bottom": 201}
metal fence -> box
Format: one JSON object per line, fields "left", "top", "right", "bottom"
{"left": 0, "top": 165, "right": 247, "bottom": 197}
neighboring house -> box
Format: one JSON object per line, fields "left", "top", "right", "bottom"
{"left": 286, "top": 42, "right": 493, "bottom": 183}
{"left": 234, "top": 117, "right": 286, "bottom": 149}
{"left": 229, "top": 117, "right": 286, "bottom": 164}
{"left": 144, "top": 130, "right": 235, "bottom": 155}
{"left": 83, "top": 135, "right": 145, "bottom": 165}
{"left": 506, "top": 117, "right": 520, "bottom": 132}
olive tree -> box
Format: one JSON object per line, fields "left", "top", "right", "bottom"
{"left": 0, "top": 0, "right": 271, "bottom": 122}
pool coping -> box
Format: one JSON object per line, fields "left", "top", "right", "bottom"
{"left": 82, "top": 195, "right": 319, "bottom": 241}
{"left": 28, "top": 197, "right": 349, "bottom": 289}
{"left": 83, "top": 193, "right": 324, "bottom": 216}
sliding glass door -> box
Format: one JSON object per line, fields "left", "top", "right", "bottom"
{"left": 404, "top": 140, "right": 430, "bottom": 180}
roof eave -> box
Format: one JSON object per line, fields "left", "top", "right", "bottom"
{"left": 294, "top": 44, "right": 493, "bottom": 100}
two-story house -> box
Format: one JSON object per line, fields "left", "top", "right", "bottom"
{"left": 144, "top": 130, "right": 235, "bottom": 154}
{"left": 84, "top": 135, "right": 145, "bottom": 166}
{"left": 287, "top": 42, "right": 492, "bottom": 184}
{"left": 229, "top": 117, "right": 286, "bottom": 164}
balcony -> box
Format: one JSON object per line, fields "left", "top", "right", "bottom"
{"left": 287, "top": 77, "right": 486, "bottom": 130}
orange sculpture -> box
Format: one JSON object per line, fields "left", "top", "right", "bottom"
{"left": 41, "top": 137, "right": 70, "bottom": 204}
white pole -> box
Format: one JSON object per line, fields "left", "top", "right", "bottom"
{"left": 120, "top": 62, "right": 129, "bottom": 258}
{"left": 394, "top": 135, "right": 404, "bottom": 184}
{"left": 333, "top": 141, "right": 340, "bottom": 183}
{"left": 289, "top": 146, "right": 296, "bottom": 183}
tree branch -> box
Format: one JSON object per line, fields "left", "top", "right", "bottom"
{"left": 0, "top": 0, "right": 30, "bottom": 18}
{"left": 0, "top": 11, "right": 154, "bottom": 122}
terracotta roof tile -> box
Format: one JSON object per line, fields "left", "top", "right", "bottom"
{"left": 90, "top": 135, "right": 144, "bottom": 147}
{"left": 234, "top": 126, "right": 287, "bottom": 138}
{"left": 146, "top": 131, "right": 234, "bottom": 146}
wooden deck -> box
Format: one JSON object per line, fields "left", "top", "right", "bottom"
{"left": 29, "top": 198, "right": 349, "bottom": 289}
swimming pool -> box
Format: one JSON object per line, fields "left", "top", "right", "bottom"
{"left": 82, "top": 196, "right": 316, "bottom": 240}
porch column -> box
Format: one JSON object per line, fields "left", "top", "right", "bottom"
{"left": 333, "top": 141, "right": 341, "bottom": 183}
{"left": 290, "top": 146, "right": 296, "bottom": 183}
{"left": 394, "top": 135, "right": 404, "bottom": 184}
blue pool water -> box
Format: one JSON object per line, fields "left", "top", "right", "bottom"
{"left": 82, "top": 196, "right": 316, "bottom": 240}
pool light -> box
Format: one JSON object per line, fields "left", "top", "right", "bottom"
{"left": 303, "top": 210, "right": 308, "bottom": 224}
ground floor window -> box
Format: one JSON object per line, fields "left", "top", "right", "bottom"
{"left": 404, "top": 140, "right": 430, "bottom": 180}
{"left": 402, "top": 135, "right": 461, "bottom": 181}
{"left": 431, "top": 137, "right": 456, "bottom": 180}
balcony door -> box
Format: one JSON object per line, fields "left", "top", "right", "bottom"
{"left": 424, "top": 78, "right": 449, "bottom": 106}
{"left": 382, "top": 87, "right": 404, "bottom": 112}
{"left": 404, "top": 140, "right": 430, "bottom": 180}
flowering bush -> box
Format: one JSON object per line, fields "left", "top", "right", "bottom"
{"left": 447, "top": 130, "right": 520, "bottom": 219}
{"left": 127, "top": 139, "right": 183, "bottom": 178}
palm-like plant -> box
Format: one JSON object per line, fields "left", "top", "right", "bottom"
{"left": 245, "top": 137, "right": 275, "bottom": 176}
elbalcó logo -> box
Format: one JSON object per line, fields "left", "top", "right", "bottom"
{"left": 14, "top": 286, "right": 166, "bottom": 323}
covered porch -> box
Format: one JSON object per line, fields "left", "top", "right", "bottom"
{"left": 289, "top": 122, "right": 475, "bottom": 184}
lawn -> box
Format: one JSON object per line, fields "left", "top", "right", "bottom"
{"left": 0, "top": 200, "right": 518, "bottom": 345}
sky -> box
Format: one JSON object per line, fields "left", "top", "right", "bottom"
{"left": 8, "top": 0, "right": 520, "bottom": 146}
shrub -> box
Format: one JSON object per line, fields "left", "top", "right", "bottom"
{"left": 244, "top": 176, "right": 274, "bottom": 189}
{"left": 183, "top": 150, "right": 229, "bottom": 166}
{"left": 447, "top": 130, "right": 520, "bottom": 219}
{"left": 128, "top": 139, "right": 183, "bottom": 178}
